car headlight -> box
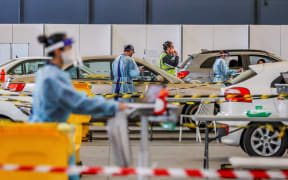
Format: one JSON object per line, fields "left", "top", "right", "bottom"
{"left": 16, "top": 106, "right": 31, "bottom": 116}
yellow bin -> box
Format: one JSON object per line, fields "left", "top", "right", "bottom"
{"left": 0, "top": 123, "right": 73, "bottom": 180}
{"left": 67, "top": 82, "right": 92, "bottom": 164}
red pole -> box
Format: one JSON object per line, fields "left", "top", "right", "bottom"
{"left": 1, "top": 69, "right": 5, "bottom": 83}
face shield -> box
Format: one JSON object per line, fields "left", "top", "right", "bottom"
{"left": 45, "top": 38, "right": 82, "bottom": 67}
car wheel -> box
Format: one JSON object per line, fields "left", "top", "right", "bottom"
{"left": 243, "top": 123, "right": 287, "bottom": 157}
{"left": 184, "top": 103, "right": 200, "bottom": 128}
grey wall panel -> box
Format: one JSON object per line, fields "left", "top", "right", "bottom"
{"left": 23, "top": 0, "right": 89, "bottom": 24}
{"left": 150, "top": 0, "right": 254, "bottom": 24}
{"left": 259, "top": 0, "right": 288, "bottom": 25}
{"left": 91, "top": 0, "right": 146, "bottom": 24}
{"left": 0, "top": 0, "right": 20, "bottom": 23}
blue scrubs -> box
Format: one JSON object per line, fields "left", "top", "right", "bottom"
{"left": 112, "top": 54, "right": 140, "bottom": 94}
{"left": 29, "top": 63, "right": 118, "bottom": 123}
{"left": 29, "top": 63, "right": 119, "bottom": 180}
{"left": 212, "top": 57, "right": 237, "bottom": 82}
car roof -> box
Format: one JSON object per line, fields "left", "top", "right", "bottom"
{"left": 0, "top": 57, "right": 51, "bottom": 70}
{"left": 200, "top": 49, "right": 269, "bottom": 54}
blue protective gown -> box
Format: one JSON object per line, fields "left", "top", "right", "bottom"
{"left": 29, "top": 63, "right": 119, "bottom": 123}
{"left": 212, "top": 57, "right": 237, "bottom": 82}
{"left": 112, "top": 54, "right": 140, "bottom": 94}
{"left": 29, "top": 63, "right": 119, "bottom": 180}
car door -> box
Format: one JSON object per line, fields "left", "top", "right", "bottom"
{"left": 270, "top": 74, "right": 288, "bottom": 117}
{"left": 134, "top": 62, "right": 177, "bottom": 96}
{"left": 66, "top": 59, "right": 113, "bottom": 94}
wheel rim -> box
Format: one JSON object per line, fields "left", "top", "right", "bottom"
{"left": 250, "top": 126, "right": 282, "bottom": 156}
{"left": 187, "top": 105, "right": 199, "bottom": 124}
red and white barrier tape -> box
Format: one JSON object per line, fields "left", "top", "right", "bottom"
{"left": 1, "top": 164, "right": 288, "bottom": 179}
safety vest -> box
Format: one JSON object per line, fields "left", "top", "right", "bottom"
{"left": 158, "top": 52, "right": 175, "bottom": 76}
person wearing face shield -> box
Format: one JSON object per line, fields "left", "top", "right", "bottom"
{"left": 159, "top": 41, "right": 179, "bottom": 76}
{"left": 112, "top": 45, "right": 140, "bottom": 98}
{"left": 212, "top": 50, "right": 242, "bottom": 83}
{"left": 29, "top": 34, "right": 128, "bottom": 180}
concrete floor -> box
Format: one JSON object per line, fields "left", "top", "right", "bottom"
{"left": 80, "top": 139, "right": 248, "bottom": 180}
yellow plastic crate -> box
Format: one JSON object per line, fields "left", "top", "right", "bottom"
{"left": 0, "top": 123, "right": 73, "bottom": 180}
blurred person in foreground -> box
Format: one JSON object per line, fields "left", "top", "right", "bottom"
{"left": 29, "top": 33, "right": 128, "bottom": 180}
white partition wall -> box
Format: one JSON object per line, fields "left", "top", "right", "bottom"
{"left": 214, "top": 25, "right": 248, "bottom": 50}
{"left": 112, "top": 25, "right": 181, "bottom": 66}
{"left": 80, "top": 25, "right": 111, "bottom": 57}
{"left": 0, "top": 25, "right": 12, "bottom": 43}
{"left": 281, "top": 25, "right": 288, "bottom": 60}
{"left": 183, "top": 25, "right": 248, "bottom": 60}
{"left": 146, "top": 25, "right": 181, "bottom": 66}
{"left": 112, "top": 25, "right": 147, "bottom": 59}
{"left": 0, "top": 25, "right": 13, "bottom": 63}
{"left": 44, "top": 24, "right": 80, "bottom": 55}
{"left": 13, "top": 24, "right": 44, "bottom": 56}
{"left": 250, "top": 25, "right": 281, "bottom": 55}
{"left": 183, "top": 25, "right": 214, "bottom": 60}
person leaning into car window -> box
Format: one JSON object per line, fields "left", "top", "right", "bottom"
{"left": 159, "top": 41, "right": 179, "bottom": 76}
{"left": 257, "top": 59, "right": 265, "bottom": 64}
{"left": 212, "top": 50, "right": 242, "bottom": 83}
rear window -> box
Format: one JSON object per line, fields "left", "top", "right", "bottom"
{"left": 200, "top": 57, "right": 216, "bottom": 68}
{"left": 179, "top": 56, "right": 194, "bottom": 69}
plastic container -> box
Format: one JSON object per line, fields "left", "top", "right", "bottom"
{"left": 246, "top": 106, "right": 272, "bottom": 117}
{"left": 161, "top": 122, "right": 176, "bottom": 131}
{"left": 275, "top": 84, "right": 288, "bottom": 117}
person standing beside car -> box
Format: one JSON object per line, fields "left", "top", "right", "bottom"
{"left": 212, "top": 50, "right": 242, "bottom": 83}
{"left": 112, "top": 44, "right": 140, "bottom": 97}
{"left": 159, "top": 41, "right": 179, "bottom": 76}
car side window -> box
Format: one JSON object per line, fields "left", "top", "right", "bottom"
{"left": 8, "top": 64, "right": 23, "bottom": 75}
{"left": 79, "top": 60, "right": 111, "bottom": 80}
{"left": 200, "top": 57, "right": 216, "bottom": 68}
{"left": 227, "top": 56, "right": 243, "bottom": 69}
{"left": 24, "top": 60, "right": 47, "bottom": 74}
{"left": 249, "top": 55, "right": 276, "bottom": 65}
{"left": 135, "top": 63, "right": 161, "bottom": 82}
{"left": 66, "top": 66, "right": 78, "bottom": 79}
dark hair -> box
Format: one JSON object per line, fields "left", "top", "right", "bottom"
{"left": 257, "top": 59, "right": 265, "bottom": 64}
{"left": 38, "top": 33, "right": 66, "bottom": 57}
{"left": 229, "top": 60, "right": 238, "bottom": 68}
{"left": 163, "top": 41, "right": 173, "bottom": 51}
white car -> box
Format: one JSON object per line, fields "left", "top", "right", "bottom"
{"left": 0, "top": 57, "right": 51, "bottom": 89}
{"left": 0, "top": 89, "right": 31, "bottom": 122}
{"left": 217, "top": 61, "right": 288, "bottom": 157}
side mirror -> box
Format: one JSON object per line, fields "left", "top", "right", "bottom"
{"left": 156, "top": 75, "right": 165, "bottom": 82}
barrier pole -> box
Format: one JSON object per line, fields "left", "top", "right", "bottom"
{"left": 139, "top": 116, "right": 149, "bottom": 180}
{"left": 204, "top": 120, "right": 209, "bottom": 169}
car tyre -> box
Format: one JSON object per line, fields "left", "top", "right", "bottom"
{"left": 184, "top": 103, "right": 200, "bottom": 128}
{"left": 243, "top": 123, "right": 287, "bottom": 157}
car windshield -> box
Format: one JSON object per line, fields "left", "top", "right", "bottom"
{"left": 230, "top": 70, "right": 257, "bottom": 85}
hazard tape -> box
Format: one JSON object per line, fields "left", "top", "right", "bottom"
{"left": 0, "top": 98, "right": 31, "bottom": 104}
{"left": 0, "top": 164, "right": 288, "bottom": 179}
{"left": 91, "top": 93, "right": 288, "bottom": 99}
{"left": 11, "top": 80, "right": 229, "bottom": 86}
{"left": 0, "top": 93, "right": 32, "bottom": 97}
{"left": 183, "top": 123, "right": 287, "bottom": 138}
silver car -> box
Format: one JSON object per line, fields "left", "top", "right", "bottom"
{"left": 177, "top": 49, "right": 285, "bottom": 83}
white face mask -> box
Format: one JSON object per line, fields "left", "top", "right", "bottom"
{"left": 61, "top": 49, "right": 75, "bottom": 65}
